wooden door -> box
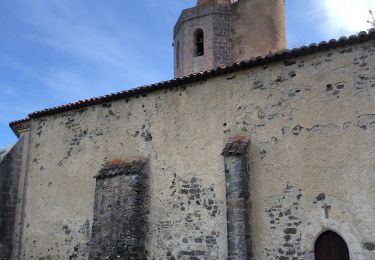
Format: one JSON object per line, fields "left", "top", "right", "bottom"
{"left": 315, "top": 231, "right": 350, "bottom": 260}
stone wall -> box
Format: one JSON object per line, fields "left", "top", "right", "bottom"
{"left": 17, "top": 40, "right": 375, "bottom": 259}
{"left": 0, "top": 138, "right": 24, "bottom": 260}
{"left": 231, "top": 0, "right": 286, "bottom": 63}
{"left": 222, "top": 137, "right": 252, "bottom": 259}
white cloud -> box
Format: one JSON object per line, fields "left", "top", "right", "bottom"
{"left": 318, "top": 0, "right": 374, "bottom": 36}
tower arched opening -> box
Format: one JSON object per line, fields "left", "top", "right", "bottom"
{"left": 194, "top": 29, "right": 204, "bottom": 57}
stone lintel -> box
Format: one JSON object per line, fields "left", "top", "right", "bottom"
{"left": 221, "top": 136, "right": 250, "bottom": 156}
{"left": 94, "top": 157, "right": 148, "bottom": 179}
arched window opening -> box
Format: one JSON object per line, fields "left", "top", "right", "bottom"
{"left": 194, "top": 29, "right": 204, "bottom": 57}
{"left": 315, "top": 231, "right": 350, "bottom": 260}
{"left": 176, "top": 41, "right": 180, "bottom": 68}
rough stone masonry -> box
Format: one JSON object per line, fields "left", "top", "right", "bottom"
{"left": 89, "top": 158, "right": 149, "bottom": 259}
{"left": 222, "top": 136, "right": 252, "bottom": 259}
{"left": 0, "top": 139, "right": 25, "bottom": 260}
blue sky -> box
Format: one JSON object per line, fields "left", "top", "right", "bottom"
{"left": 0, "top": 0, "right": 374, "bottom": 147}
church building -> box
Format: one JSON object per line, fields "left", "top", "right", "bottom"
{"left": 1, "top": 0, "right": 375, "bottom": 259}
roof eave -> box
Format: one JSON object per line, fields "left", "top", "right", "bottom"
{"left": 9, "top": 118, "right": 31, "bottom": 138}
{"left": 8, "top": 29, "right": 375, "bottom": 125}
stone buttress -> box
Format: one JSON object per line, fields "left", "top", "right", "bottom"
{"left": 222, "top": 136, "right": 252, "bottom": 260}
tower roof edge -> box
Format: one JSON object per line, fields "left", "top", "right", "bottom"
{"left": 196, "top": 0, "right": 231, "bottom": 7}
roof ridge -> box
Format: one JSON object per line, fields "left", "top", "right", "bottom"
{"left": 9, "top": 29, "right": 375, "bottom": 129}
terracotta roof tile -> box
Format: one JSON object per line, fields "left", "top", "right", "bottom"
{"left": 9, "top": 29, "right": 375, "bottom": 128}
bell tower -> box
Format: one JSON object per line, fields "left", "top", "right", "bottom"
{"left": 173, "top": 0, "right": 232, "bottom": 78}
{"left": 173, "top": 0, "right": 286, "bottom": 78}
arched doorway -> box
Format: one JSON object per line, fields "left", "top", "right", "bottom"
{"left": 315, "top": 231, "right": 350, "bottom": 260}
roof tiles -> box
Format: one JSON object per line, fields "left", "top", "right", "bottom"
{"left": 9, "top": 29, "right": 375, "bottom": 132}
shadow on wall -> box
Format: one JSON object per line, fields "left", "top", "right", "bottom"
{"left": 0, "top": 145, "right": 13, "bottom": 162}
{"left": 0, "top": 139, "right": 24, "bottom": 260}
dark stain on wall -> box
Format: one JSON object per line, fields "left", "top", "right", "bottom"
{"left": 282, "top": 124, "right": 338, "bottom": 137}
{"left": 362, "top": 242, "right": 375, "bottom": 251}
{"left": 355, "top": 73, "right": 375, "bottom": 93}
{"left": 357, "top": 114, "right": 375, "bottom": 130}
{"left": 325, "top": 83, "right": 345, "bottom": 98}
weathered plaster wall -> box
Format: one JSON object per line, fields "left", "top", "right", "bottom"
{"left": 18, "top": 40, "right": 375, "bottom": 259}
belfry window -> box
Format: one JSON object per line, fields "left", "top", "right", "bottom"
{"left": 194, "top": 29, "right": 204, "bottom": 57}
{"left": 176, "top": 41, "right": 180, "bottom": 68}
